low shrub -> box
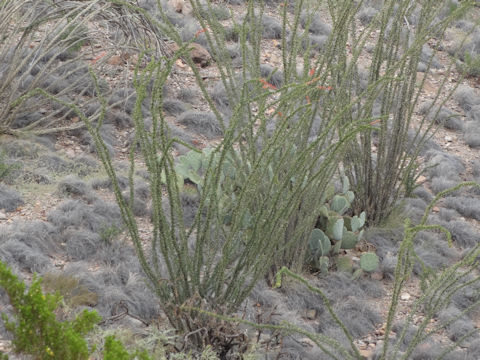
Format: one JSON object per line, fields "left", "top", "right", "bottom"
{"left": 0, "top": 260, "right": 100, "bottom": 360}
{"left": 0, "top": 152, "right": 18, "bottom": 183}
{"left": 457, "top": 51, "right": 480, "bottom": 77}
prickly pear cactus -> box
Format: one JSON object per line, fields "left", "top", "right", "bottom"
{"left": 331, "top": 194, "right": 349, "bottom": 215}
{"left": 316, "top": 176, "right": 366, "bottom": 250}
{"left": 340, "top": 230, "right": 358, "bottom": 250}
{"left": 307, "top": 175, "right": 368, "bottom": 272}
{"left": 360, "top": 252, "right": 379, "bottom": 272}
{"left": 309, "top": 229, "right": 331, "bottom": 257}
{"left": 308, "top": 229, "right": 332, "bottom": 271}
{"left": 175, "top": 148, "right": 215, "bottom": 186}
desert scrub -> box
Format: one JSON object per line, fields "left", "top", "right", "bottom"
{"left": 457, "top": 51, "right": 480, "bottom": 77}
{"left": 102, "top": 335, "right": 221, "bottom": 360}
{"left": 0, "top": 260, "right": 100, "bottom": 360}
{"left": 0, "top": 0, "right": 133, "bottom": 136}
{"left": 99, "top": 223, "right": 123, "bottom": 244}
{"left": 0, "top": 151, "right": 17, "bottom": 183}
{"left": 186, "top": 183, "right": 480, "bottom": 359}
{"left": 42, "top": 273, "right": 98, "bottom": 309}
{"left": 75, "top": 0, "right": 367, "bottom": 353}
{"left": 103, "top": 336, "right": 152, "bottom": 360}
{"left": 48, "top": 0, "right": 475, "bottom": 355}
{"left": 339, "top": 0, "right": 474, "bottom": 224}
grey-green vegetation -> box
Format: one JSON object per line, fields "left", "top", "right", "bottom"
{"left": 1, "top": 0, "right": 480, "bottom": 359}
{"left": 0, "top": 0, "right": 113, "bottom": 136}
{"left": 307, "top": 175, "right": 367, "bottom": 273}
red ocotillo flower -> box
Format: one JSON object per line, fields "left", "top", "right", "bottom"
{"left": 259, "top": 78, "right": 277, "bottom": 90}
{"left": 194, "top": 28, "right": 206, "bottom": 38}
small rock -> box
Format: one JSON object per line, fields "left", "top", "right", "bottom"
{"left": 299, "top": 338, "right": 315, "bottom": 347}
{"left": 358, "top": 348, "right": 374, "bottom": 359}
{"left": 306, "top": 309, "right": 317, "bottom": 320}
{"left": 175, "top": 58, "right": 186, "bottom": 68}
{"left": 415, "top": 175, "right": 427, "bottom": 184}
{"left": 371, "top": 271, "right": 384, "bottom": 280}
{"left": 168, "top": 42, "right": 211, "bottom": 67}
{"left": 122, "top": 316, "right": 148, "bottom": 329}
{"left": 65, "top": 149, "right": 76, "bottom": 158}
{"left": 0, "top": 340, "right": 12, "bottom": 352}
{"left": 107, "top": 55, "right": 123, "bottom": 66}
{"left": 189, "top": 43, "right": 211, "bottom": 68}
{"left": 0, "top": 211, "right": 6, "bottom": 220}
{"left": 269, "top": 53, "right": 281, "bottom": 64}
{"left": 400, "top": 292, "right": 411, "bottom": 301}
{"left": 357, "top": 340, "right": 367, "bottom": 348}
{"left": 445, "top": 135, "right": 453, "bottom": 142}
{"left": 168, "top": 0, "right": 185, "bottom": 13}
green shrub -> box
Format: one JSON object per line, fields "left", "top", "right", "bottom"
{"left": 0, "top": 152, "right": 17, "bottom": 183}
{"left": 0, "top": 261, "right": 100, "bottom": 360}
{"left": 35, "top": 0, "right": 479, "bottom": 355}
{"left": 457, "top": 51, "right": 480, "bottom": 77}
{"left": 42, "top": 273, "right": 98, "bottom": 308}
{"left": 99, "top": 223, "right": 123, "bottom": 244}
{"left": 102, "top": 334, "right": 221, "bottom": 360}
{"left": 59, "top": 22, "right": 90, "bottom": 54}
{"left": 103, "top": 336, "right": 138, "bottom": 360}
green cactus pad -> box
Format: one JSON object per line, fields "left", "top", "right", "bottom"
{"left": 331, "top": 218, "right": 344, "bottom": 241}
{"left": 319, "top": 205, "right": 329, "bottom": 218}
{"left": 319, "top": 256, "right": 329, "bottom": 273}
{"left": 350, "top": 217, "right": 361, "bottom": 232}
{"left": 309, "top": 229, "right": 331, "bottom": 257}
{"left": 326, "top": 214, "right": 341, "bottom": 238}
{"left": 336, "top": 256, "right": 353, "bottom": 272}
{"left": 331, "top": 195, "right": 349, "bottom": 215}
{"left": 333, "top": 238, "right": 343, "bottom": 253}
{"left": 342, "top": 175, "right": 350, "bottom": 194}
{"left": 341, "top": 231, "right": 357, "bottom": 249}
{"left": 360, "top": 252, "right": 379, "bottom": 272}
{"left": 324, "top": 184, "right": 335, "bottom": 201}
{"left": 359, "top": 211, "right": 366, "bottom": 224}
{"left": 345, "top": 190, "right": 355, "bottom": 204}
{"left": 357, "top": 229, "right": 365, "bottom": 242}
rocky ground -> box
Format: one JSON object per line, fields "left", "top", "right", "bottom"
{"left": 1, "top": 0, "right": 480, "bottom": 359}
